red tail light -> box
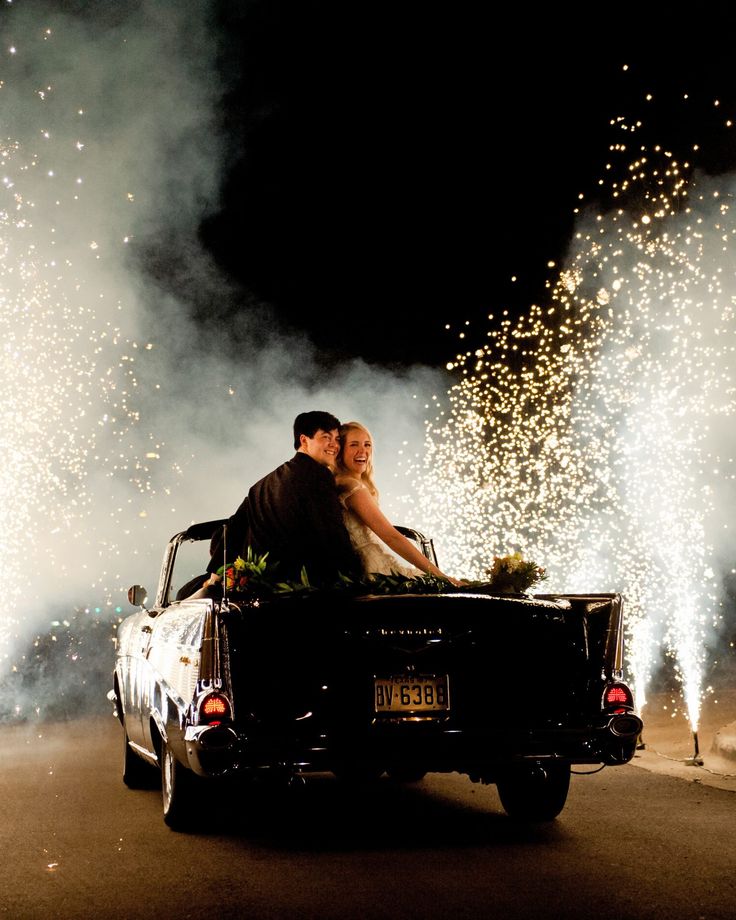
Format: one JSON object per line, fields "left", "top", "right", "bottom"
{"left": 603, "top": 684, "right": 633, "bottom": 710}
{"left": 199, "top": 693, "right": 231, "bottom": 725}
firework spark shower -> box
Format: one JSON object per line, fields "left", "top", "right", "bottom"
{"left": 409, "top": 110, "right": 736, "bottom": 729}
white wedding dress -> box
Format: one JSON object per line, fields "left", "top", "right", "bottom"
{"left": 339, "top": 480, "right": 421, "bottom": 578}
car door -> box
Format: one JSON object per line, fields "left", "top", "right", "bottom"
{"left": 117, "top": 606, "right": 159, "bottom": 752}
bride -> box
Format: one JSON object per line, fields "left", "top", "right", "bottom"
{"left": 335, "top": 421, "right": 457, "bottom": 582}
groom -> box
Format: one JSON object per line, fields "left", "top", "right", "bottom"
{"left": 209, "top": 410, "right": 360, "bottom": 586}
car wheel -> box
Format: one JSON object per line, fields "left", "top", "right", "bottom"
{"left": 161, "top": 739, "right": 197, "bottom": 830}
{"left": 122, "top": 724, "right": 156, "bottom": 789}
{"left": 386, "top": 765, "right": 427, "bottom": 783}
{"left": 496, "top": 762, "right": 570, "bottom": 821}
{"left": 332, "top": 762, "right": 384, "bottom": 783}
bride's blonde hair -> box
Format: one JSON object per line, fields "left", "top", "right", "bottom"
{"left": 337, "top": 421, "right": 379, "bottom": 498}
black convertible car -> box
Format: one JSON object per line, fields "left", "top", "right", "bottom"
{"left": 112, "top": 520, "right": 642, "bottom": 829}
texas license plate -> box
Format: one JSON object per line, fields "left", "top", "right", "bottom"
{"left": 374, "top": 675, "right": 450, "bottom": 713}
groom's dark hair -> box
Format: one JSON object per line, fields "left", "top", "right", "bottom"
{"left": 293, "top": 411, "right": 341, "bottom": 449}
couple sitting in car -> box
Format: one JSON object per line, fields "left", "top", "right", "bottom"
{"left": 198, "top": 410, "right": 455, "bottom": 593}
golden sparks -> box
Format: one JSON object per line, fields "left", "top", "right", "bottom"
{"left": 405, "top": 112, "right": 736, "bottom": 731}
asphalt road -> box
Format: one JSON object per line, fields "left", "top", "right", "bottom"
{"left": 1, "top": 716, "right": 734, "bottom": 920}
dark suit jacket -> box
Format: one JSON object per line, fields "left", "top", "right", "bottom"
{"left": 209, "top": 452, "right": 360, "bottom": 586}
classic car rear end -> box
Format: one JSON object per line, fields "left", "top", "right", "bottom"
{"left": 112, "top": 521, "right": 642, "bottom": 829}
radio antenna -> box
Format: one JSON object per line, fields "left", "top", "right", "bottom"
{"left": 222, "top": 522, "right": 228, "bottom": 603}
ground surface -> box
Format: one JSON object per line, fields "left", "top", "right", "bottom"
{"left": 2, "top": 694, "right": 736, "bottom": 920}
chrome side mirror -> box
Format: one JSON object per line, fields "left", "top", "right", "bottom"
{"left": 127, "top": 585, "right": 149, "bottom": 609}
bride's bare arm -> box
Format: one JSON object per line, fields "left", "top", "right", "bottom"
{"left": 344, "top": 486, "right": 458, "bottom": 583}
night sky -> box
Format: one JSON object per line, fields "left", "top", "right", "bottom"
{"left": 196, "top": 4, "right": 736, "bottom": 368}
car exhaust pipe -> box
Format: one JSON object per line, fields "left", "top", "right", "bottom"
{"left": 198, "top": 725, "right": 238, "bottom": 749}
{"left": 607, "top": 713, "right": 643, "bottom": 738}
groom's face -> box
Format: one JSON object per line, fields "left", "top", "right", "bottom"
{"left": 299, "top": 428, "right": 340, "bottom": 469}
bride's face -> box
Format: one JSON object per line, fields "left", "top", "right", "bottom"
{"left": 341, "top": 428, "right": 372, "bottom": 478}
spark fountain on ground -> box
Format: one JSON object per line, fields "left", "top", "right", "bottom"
{"left": 407, "top": 111, "right": 736, "bottom": 732}
{"left": 0, "top": 14, "right": 185, "bottom": 674}
{"left": 0, "top": 125, "right": 149, "bottom": 661}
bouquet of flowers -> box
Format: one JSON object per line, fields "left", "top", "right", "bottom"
{"left": 215, "top": 548, "right": 316, "bottom": 598}
{"left": 484, "top": 552, "right": 547, "bottom": 594}
{"left": 217, "top": 556, "right": 252, "bottom": 592}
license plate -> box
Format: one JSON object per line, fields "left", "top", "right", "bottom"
{"left": 374, "top": 675, "right": 450, "bottom": 713}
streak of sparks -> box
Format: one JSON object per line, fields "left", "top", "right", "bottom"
{"left": 407, "top": 110, "right": 736, "bottom": 731}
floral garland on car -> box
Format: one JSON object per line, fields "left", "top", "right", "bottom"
{"left": 213, "top": 549, "right": 546, "bottom": 599}
{"left": 215, "top": 551, "right": 450, "bottom": 599}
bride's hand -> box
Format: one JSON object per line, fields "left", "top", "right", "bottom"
{"left": 428, "top": 567, "right": 462, "bottom": 587}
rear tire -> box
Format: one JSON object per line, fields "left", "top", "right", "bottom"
{"left": 161, "top": 739, "right": 198, "bottom": 830}
{"left": 332, "top": 762, "right": 384, "bottom": 783}
{"left": 496, "top": 762, "right": 570, "bottom": 821}
{"left": 386, "top": 765, "right": 427, "bottom": 783}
